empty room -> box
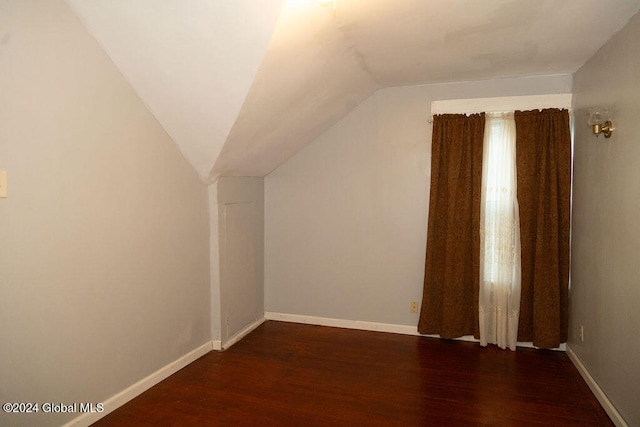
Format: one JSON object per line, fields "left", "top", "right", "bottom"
{"left": 1, "top": 0, "right": 639, "bottom": 426}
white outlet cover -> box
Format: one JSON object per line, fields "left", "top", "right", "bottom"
{"left": 0, "top": 171, "right": 7, "bottom": 198}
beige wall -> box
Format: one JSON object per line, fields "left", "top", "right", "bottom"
{"left": 0, "top": 1, "right": 210, "bottom": 426}
{"left": 571, "top": 11, "right": 640, "bottom": 426}
{"left": 265, "top": 74, "right": 571, "bottom": 326}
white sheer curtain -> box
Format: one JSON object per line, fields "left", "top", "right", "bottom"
{"left": 479, "top": 112, "right": 521, "bottom": 351}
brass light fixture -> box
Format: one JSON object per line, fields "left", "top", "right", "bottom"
{"left": 588, "top": 108, "right": 613, "bottom": 138}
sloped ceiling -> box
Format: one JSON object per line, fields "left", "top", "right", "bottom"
{"left": 64, "top": 0, "right": 285, "bottom": 181}
{"left": 66, "top": 0, "right": 640, "bottom": 181}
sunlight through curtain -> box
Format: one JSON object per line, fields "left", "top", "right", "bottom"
{"left": 479, "top": 112, "right": 521, "bottom": 351}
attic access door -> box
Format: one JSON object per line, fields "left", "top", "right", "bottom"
{"left": 220, "top": 201, "right": 261, "bottom": 342}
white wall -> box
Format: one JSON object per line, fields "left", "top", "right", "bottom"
{"left": 0, "top": 1, "right": 210, "bottom": 426}
{"left": 570, "top": 11, "right": 640, "bottom": 426}
{"left": 208, "top": 183, "right": 223, "bottom": 345}
{"left": 265, "top": 74, "right": 571, "bottom": 327}
{"left": 214, "top": 177, "right": 264, "bottom": 346}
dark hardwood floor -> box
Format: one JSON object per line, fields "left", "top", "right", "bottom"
{"left": 94, "top": 321, "right": 613, "bottom": 426}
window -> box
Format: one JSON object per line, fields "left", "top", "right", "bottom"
{"left": 478, "top": 112, "right": 521, "bottom": 350}
{"left": 423, "top": 94, "right": 572, "bottom": 349}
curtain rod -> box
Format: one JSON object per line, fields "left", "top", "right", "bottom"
{"left": 427, "top": 108, "right": 574, "bottom": 124}
{"left": 428, "top": 94, "right": 574, "bottom": 123}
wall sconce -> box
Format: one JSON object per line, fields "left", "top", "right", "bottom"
{"left": 588, "top": 108, "right": 613, "bottom": 138}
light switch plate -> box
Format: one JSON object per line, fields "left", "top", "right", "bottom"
{"left": 0, "top": 171, "right": 7, "bottom": 197}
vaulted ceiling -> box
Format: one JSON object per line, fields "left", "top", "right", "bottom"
{"left": 65, "top": 0, "right": 640, "bottom": 182}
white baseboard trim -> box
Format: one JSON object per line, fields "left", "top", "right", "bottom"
{"left": 566, "top": 346, "right": 627, "bottom": 427}
{"left": 222, "top": 317, "right": 267, "bottom": 350}
{"left": 264, "top": 312, "right": 565, "bottom": 351}
{"left": 212, "top": 340, "right": 222, "bottom": 351}
{"left": 63, "top": 341, "right": 213, "bottom": 427}
{"left": 265, "top": 311, "right": 420, "bottom": 336}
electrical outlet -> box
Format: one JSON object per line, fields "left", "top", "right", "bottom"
{"left": 0, "top": 171, "right": 7, "bottom": 198}
{"left": 410, "top": 301, "right": 418, "bottom": 313}
{"left": 579, "top": 325, "right": 584, "bottom": 342}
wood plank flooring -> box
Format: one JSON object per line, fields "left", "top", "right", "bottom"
{"left": 94, "top": 321, "right": 613, "bottom": 426}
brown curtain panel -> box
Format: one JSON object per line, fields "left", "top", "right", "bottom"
{"left": 418, "top": 113, "right": 484, "bottom": 338}
{"left": 514, "top": 109, "right": 571, "bottom": 349}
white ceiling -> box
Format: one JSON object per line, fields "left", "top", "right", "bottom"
{"left": 65, "top": 0, "right": 640, "bottom": 181}
{"left": 64, "top": 0, "right": 285, "bottom": 180}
